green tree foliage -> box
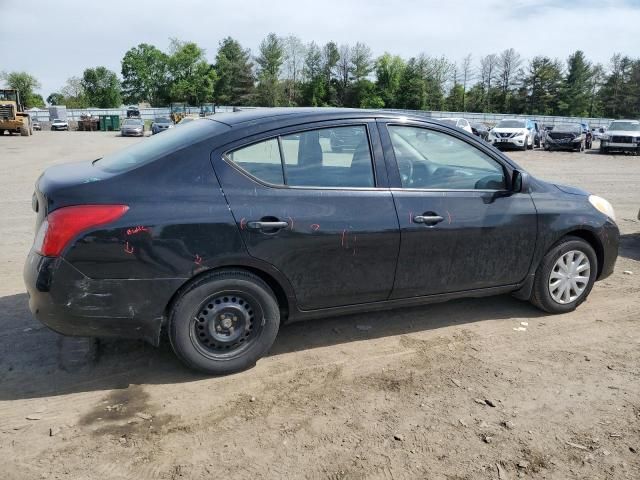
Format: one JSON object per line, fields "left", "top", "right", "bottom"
{"left": 168, "top": 39, "right": 216, "bottom": 105}
{"left": 121, "top": 43, "right": 170, "bottom": 106}
{"left": 81, "top": 67, "right": 121, "bottom": 107}
{"left": 375, "top": 53, "right": 405, "bottom": 107}
{"left": 0, "top": 71, "right": 43, "bottom": 108}
{"left": 523, "top": 56, "right": 564, "bottom": 115}
{"left": 302, "top": 42, "right": 325, "bottom": 106}
{"left": 560, "top": 50, "right": 592, "bottom": 116}
{"left": 255, "top": 33, "right": 284, "bottom": 107}
{"left": 214, "top": 37, "right": 255, "bottom": 106}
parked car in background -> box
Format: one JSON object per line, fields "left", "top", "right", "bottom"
{"left": 580, "top": 122, "right": 593, "bottom": 149}
{"left": 50, "top": 119, "right": 68, "bottom": 131}
{"left": 120, "top": 118, "right": 144, "bottom": 137}
{"left": 440, "top": 117, "right": 473, "bottom": 134}
{"left": 599, "top": 120, "right": 640, "bottom": 154}
{"left": 31, "top": 118, "right": 41, "bottom": 131}
{"left": 488, "top": 119, "right": 535, "bottom": 150}
{"left": 24, "top": 108, "right": 619, "bottom": 375}
{"left": 470, "top": 122, "right": 490, "bottom": 141}
{"left": 151, "top": 117, "right": 173, "bottom": 135}
{"left": 544, "top": 123, "right": 586, "bottom": 152}
{"left": 126, "top": 105, "right": 141, "bottom": 118}
{"left": 591, "top": 126, "right": 606, "bottom": 140}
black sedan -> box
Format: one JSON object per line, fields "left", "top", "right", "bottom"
{"left": 24, "top": 108, "right": 619, "bottom": 374}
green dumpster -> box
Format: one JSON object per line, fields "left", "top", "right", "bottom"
{"left": 99, "top": 115, "right": 121, "bottom": 131}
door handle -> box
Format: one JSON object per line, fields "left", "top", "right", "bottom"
{"left": 247, "top": 220, "right": 289, "bottom": 231}
{"left": 413, "top": 215, "right": 444, "bottom": 225}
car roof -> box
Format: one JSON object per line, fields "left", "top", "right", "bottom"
{"left": 204, "top": 107, "right": 452, "bottom": 127}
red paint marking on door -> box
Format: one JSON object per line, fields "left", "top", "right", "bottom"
{"left": 310, "top": 223, "right": 320, "bottom": 231}
{"left": 194, "top": 254, "right": 203, "bottom": 265}
{"left": 446, "top": 211, "right": 452, "bottom": 224}
{"left": 240, "top": 218, "right": 247, "bottom": 230}
{"left": 288, "top": 216, "right": 294, "bottom": 231}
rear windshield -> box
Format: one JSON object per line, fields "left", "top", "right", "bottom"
{"left": 123, "top": 119, "right": 143, "bottom": 125}
{"left": 94, "top": 119, "right": 227, "bottom": 173}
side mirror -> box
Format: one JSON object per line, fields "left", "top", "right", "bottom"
{"left": 512, "top": 170, "right": 529, "bottom": 193}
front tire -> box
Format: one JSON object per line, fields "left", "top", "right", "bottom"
{"left": 521, "top": 136, "right": 528, "bottom": 151}
{"left": 169, "top": 270, "right": 280, "bottom": 375}
{"left": 530, "top": 236, "right": 597, "bottom": 314}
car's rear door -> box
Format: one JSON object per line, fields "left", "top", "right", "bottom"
{"left": 378, "top": 120, "right": 538, "bottom": 298}
{"left": 211, "top": 119, "right": 400, "bottom": 310}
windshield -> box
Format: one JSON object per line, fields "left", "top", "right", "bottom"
{"left": 496, "top": 120, "right": 526, "bottom": 128}
{"left": 553, "top": 123, "right": 581, "bottom": 133}
{"left": 95, "top": 119, "right": 227, "bottom": 173}
{"left": 154, "top": 117, "right": 170, "bottom": 123}
{"left": 608, "top": 121, "right": 640, "bottom": 132}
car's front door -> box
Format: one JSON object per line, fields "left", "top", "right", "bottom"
{"left": 378, "top": 121, "right": 538, "bottom": 298}
{"left": 212, "top": 120, "right": 400, "bottom": 310}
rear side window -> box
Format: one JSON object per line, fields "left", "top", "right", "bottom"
{"left": 226, "top": 125, "right": 375, "bottom": 188}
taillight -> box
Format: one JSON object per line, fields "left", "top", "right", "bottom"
{"left": 34, "top": 205, "right": 129, "bottom": 256}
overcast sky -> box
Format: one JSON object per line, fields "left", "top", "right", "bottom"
{"left": 2, "top": 0, "right": 640, "bottom": 99}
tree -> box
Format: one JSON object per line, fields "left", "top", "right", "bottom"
{"left": 302, "top": 42, "right": 325, "bottom": 106}
{"left": 522, "top": 56, "right": 564, "bottom": 115}
{"left": 561, "top": 50, "right": 592, "bottom": 116}
{"left": 60, "top": 76, "right": 89, "bottom": 108}
{"left": 496, "top": 48, "right": 522, "bottom": 112}
{"left": 479, "top": 54, "right": 499, "bottom": 112}
{"left": 336, "top": 44, "right": 352, "bottom": 105}
{"left": 321, "top": 42, "right": 340, "bottom": 106}
{"left": 0, "top": 71, "right": 42, "bottom": 108}
{"left": 255, "top": 33, "right": 284, "bottom": 106}
{"left": 168, "top": 39, "right": 216, "bottom": 105}
{"left": 397, "top": 57, "right": 427, "bottom": 110}
{"left": 461, "top": 54, "right": 473, "bottom": 112}
{"left": 349, "top": 42, "right": 374, "bottom": 107}
{"left": 214, "top": 37, "right": 255, "bottom": 106}
{"left": 46, "top": 93, "right": 65, "bottom": 106}
{"left": 121, "top": 43, "right": 170, "bottom": 106}
{"left": 282, "top": 35, "right": 306, "bottom": 105}
{"left": 81, "top": 67, "right": 121, "bottom": 107}
{"left": 375, "top": 53, "right": 405, "bottom": 107}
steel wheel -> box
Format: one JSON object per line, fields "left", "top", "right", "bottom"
{"left": 548, "top": 250, "right": 591, "bottom": 304}
{"left": 189, "top": 290, "right": 263, "bottom": 360}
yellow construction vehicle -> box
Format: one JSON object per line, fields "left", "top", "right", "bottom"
{"left": 0, "top": 89, "right": 32, "bottom": 136}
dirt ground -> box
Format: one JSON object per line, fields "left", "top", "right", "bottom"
{"left": 1, "top": 131, "right": 639, "bottom": 480}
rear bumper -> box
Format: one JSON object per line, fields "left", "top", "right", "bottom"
{"left": 23, "top": 251, "right": 185, "bottom": 345}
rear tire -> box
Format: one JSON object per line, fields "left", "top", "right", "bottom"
{"left": 169, "top": 270, "right": 280, "bottom": 375}
{"left": 20, "top": 123, "right": 29, "bottom": 136}
{"left": 530, "top": 236, "right": 597, "bottom": 314}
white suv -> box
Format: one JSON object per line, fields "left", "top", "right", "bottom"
{"left": 488, "top": 119, "right": 535, "bottom": 150}
{"left": 600, "top": 120, "right": 640, "bottom": 154}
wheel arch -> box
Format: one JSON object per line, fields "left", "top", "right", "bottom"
{"left": 561, "top": 229, "right": 604, "bottom": 278}
{"left": 163, "top": 263, "right": 293, "bottom": 329}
